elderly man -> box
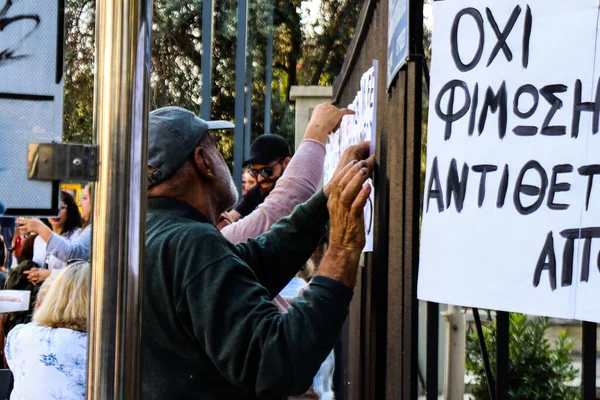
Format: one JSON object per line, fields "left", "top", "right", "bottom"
{"left": 143, "top": 105, "right": 373, "bottom": 399}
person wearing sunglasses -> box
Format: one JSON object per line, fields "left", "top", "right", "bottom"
{"left": 221, "top": 103, "right": 346, "bottom": 241}
{"left": 244, "top": 134, "right": 292, "bottom": 196}
{"left": 224, "top": 134, "right": 290, "bottom": 223}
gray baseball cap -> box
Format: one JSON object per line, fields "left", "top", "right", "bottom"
{"left": 148, "top": 106, "right": 234, "bottom": 187}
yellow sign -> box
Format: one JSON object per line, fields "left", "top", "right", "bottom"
{"left": 61, "top": 183, "right": 84, "bottom": 212}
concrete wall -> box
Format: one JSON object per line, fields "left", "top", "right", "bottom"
{"left": 289, "top": 86, "right": 332, "bottom": 151}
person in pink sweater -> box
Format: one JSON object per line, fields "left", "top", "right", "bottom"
{"left": 220, "top": 103, "right": 351, "bottom": 241}
{"left": 225, "top": 133, "right": 294, "bottom": 224}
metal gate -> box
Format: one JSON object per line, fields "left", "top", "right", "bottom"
{"left": 332, "top": 0, "right": 599, "bottom": 399}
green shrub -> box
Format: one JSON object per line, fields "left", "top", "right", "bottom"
{"left": 465, "top": 312, "right": 579, "bottom": 400}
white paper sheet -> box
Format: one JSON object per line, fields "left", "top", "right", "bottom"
{"left": 325, "top": 61, "right": 378, "bottom": 252}
{"left": 0, "top": 290, "right": 31, "bottom": 313}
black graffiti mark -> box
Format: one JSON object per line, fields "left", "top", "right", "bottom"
{"left": 365, "top": 193, "right": 373, "bottom": 236}
{"left": 0, "top": 92, "right": 53, "bottom": 101}
{"left": 0, "top": 0, "right": 41, "bottom": 65}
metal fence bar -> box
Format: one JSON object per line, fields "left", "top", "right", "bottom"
{"left": 426, "top": 302, "right": 439, "bottom": 400}
{"left": 473, "top": 308, "right": 494, "bottom": 400}
{"left": 233, "top": 0, "right": 248, "bottom": 192}
{"left": 582, "top": 321, "right": 597, "bottom": 400}
{"left": 200, "top": 0, "right": 214, "bottom": 120}
{"left": 244, "top": 52, "right": 253, "bottom": 159}
{"left": 263, "top": 0, "right": 274, "bottom": 134}
{"left": 495, "top": 311, "right": 509, "bottom": 400}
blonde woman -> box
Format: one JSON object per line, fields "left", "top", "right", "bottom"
{"left": 5, "top": 261, "right": 89, "bottom": 400}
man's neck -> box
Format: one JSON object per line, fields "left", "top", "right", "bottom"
{"left": 149, "top": 184, "right": 221, "bottom": 225}
{"left": 178, "top": 190, "right": 221, "bottom": 225}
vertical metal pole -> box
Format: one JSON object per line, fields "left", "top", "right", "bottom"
{"left": 426, "top": 302, "right": 439, "bottom": 400}
{"left": 473, "top": 308, "right": 495, "bottom": 400}
{"left": 263, "top": 0, "right": 274, "bottom": 134}
{"left": 88, "top": 0, "right": 151, "bottom": 398}
{"left": 233, "top": 0, "right": 248, "bottom": 193}
{"left": 495, "top": 311, "right": 509, "bottom": 400}
{"left": 582, "top": 322, "right": 597, "bottom": 400}
{"left": 200, "top": 0, "right": 214, "bottom": 120}
{"left": 244, "top": 52, "right": 253, "bottom": 159}
{"left": 444, "top": 305, "right": 466, "bottom": 400}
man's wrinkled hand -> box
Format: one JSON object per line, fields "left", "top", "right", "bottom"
{"left": 323, "top": 142, "right": 371, "bottom": 198}
{"left": 327, "top": 154, "right": 375, "bottom": 252}
{"left": 303, "top": 103, "right": 355, "bottom": 145}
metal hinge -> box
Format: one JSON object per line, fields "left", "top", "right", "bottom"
{"left": 28, "top": 143, "right": 98, "bottom": 182}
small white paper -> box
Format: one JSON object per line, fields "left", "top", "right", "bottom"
{"left": 0, "top": 290, "right": 31, "bottom": 313}
{"left": 324, "top": 61, "right": 378, "bottom": 252}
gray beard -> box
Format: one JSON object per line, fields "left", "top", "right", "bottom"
{"left": 224, "top": 173, "right": 239, "bottom": 210}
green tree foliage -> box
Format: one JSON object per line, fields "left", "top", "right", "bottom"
{"left": 63, "top": 0, "right": 95, "bottom": 144}
{"left": 297, "top": 0, "right": 361, "bottom": 86}
{"left": 421, "top": 22, "right": 431, "bottom": 201}
{"left": 62, "top": 0, "right": 360, "bottom": 166}
{"left": 466, "top": 313, "right": 579, "bottom": 400}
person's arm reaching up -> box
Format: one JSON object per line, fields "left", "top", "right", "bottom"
{"left": 221, "top": 103, "right": 355, "bottom": 243}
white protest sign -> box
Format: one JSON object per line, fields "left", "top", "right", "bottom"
{"left": 0, "top": 1, "right": 64, "bottom": 216}
{"left": 0, "top": 290, "right": 31, "bottom": 313}
{"left": 325, "top": 61, "right": 378, "bottom": 252}
{"left": 418, "top": 0, "right": 600, "bottom": 322}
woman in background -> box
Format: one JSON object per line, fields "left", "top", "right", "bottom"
{"left": 44, "top": 184, "right": 92, "bottom": 262}
{"left": 241, "top": 169, "right": 257, "bottom": 196}
{"left": 5, "top": 261, "right": 90, "bottom": 400}
{"left": 18, "top": 189, "right": 86, "bottom": 284}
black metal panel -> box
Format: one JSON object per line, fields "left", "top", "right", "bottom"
{"left": 473, "top": 308, "right": 495, "bottom": 400}
{"left": 495, "top": 312, "right": 509, "bottom": 400}
{"left": 582, "top": 322, "right": 597, "bottom": 400}
{"left": 426, "top": 302, "right": 439, "bottom": 400}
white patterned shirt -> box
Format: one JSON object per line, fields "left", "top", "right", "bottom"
{"left": 5, "top": 323, "right": 87, "bottom": 400}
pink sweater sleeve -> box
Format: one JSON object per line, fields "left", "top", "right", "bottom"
{"left": 221, "top": 139, "right": 326, "bottom": 243}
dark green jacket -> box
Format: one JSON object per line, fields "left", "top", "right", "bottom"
{"left": 141, "top": 191, "right": 353, "bottom": 399}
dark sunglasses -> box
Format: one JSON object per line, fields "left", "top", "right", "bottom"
{"left": 248, "top": 159, "right": 283, "bottom": 179}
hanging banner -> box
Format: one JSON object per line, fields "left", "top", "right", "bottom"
{"left": 418, "top": 0, "right": 600, "bottom": 322}
{"left": 0, "top": 1, "right": 64, "bottom": 216}
{"left": 325, "top": 60, "right": 378, "bottom": 252}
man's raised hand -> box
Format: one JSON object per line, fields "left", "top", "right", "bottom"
{"left": 316, "top": 149, "right": 374, "bottom": 288}
{"left": 303, "top": 103, "right": 355, "bottom": 145}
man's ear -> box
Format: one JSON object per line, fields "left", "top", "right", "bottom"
{"left": 193, "top": 146, "right": 217, "bottom": 180}
{"left": 283, "top": 156, "right": 291, "bottom": 168}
